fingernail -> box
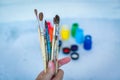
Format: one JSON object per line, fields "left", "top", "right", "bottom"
{"left": 48, "top": 61, "right": 55, "bottom": 73}
{"left": 48, "top": 61, "right": 53, "bottom": 68}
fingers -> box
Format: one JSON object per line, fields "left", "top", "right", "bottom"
{"left": 36, "top": 61, "right": 55, "bottom": 80}
{"left": 42, "top": 61, "right": 55, "bottom": 80}
{"left": 58, "top": 57, "right": 71, "bottom": 67}
{"left": 36, "top": 71, "right": 44, "bottom": 80}
{"left": 52, "top": 69, "right": 64, "bottom": 80}
{"left": 36, "top": 57, "right": 71, "bottom": 80}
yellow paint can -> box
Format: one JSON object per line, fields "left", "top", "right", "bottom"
{"left": 60, "top": 25, "right": 70, "bottom": 40}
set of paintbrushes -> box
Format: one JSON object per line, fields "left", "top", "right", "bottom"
{"left": 34, "top": 9, "right": 60, "bottom": 74}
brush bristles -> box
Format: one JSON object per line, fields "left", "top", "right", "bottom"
{"left": 39, "top": 12, "right": 43, "bottom": 21}
{"left": 53, "top": 17, "right": 56, "bottom": 24}
{"left": 34, "top": 9, "right": 38, "bottom": 16}
{"left": 45, "top": 20, "right": 48, "bottom": 28}
{"left": 55, "top": 15, "right": 60, "bottom": 24}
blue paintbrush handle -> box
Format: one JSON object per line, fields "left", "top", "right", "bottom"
{"left": 45, "top": 26, "right": 51, "bottom": 60}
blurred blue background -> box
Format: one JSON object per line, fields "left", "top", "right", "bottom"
{"left": 0, "top": 0, "right": 120, "bottom": 80}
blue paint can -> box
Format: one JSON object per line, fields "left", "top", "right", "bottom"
{"left": 83, "top": 35, "right": 92, "bottom": 50}
{"left": 75, "top": 28, "right": 84, "bottom": 44}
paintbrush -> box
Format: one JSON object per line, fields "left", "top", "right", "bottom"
{"left": 54, "top": 15, "right": 60, "bottom": 74}
{"left": 45, "top": 20, "right": 51, "bottom": 61}
{"left": 34, "top": 9, "right": 41, "bottom": 32}
{"left": 34, "top": 9, "right": 43, "bottom": 41}
{"left": 34, "top": 9, "right": 39, "bottom": 23}
{"left": 34, "top": 9, "right": 47, "bottom": 72}
{"left": 51, "top": 15, "right": 60, "bottom": 74}
{"left": 51, "top": 17, "right": 57, "bottom": 61}
{"left": 38, "top": 12, "right": 47, "bottom": 72}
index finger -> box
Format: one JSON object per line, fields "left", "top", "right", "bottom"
{"left": 58, "top": 57, "right": 71, "bottom": 67}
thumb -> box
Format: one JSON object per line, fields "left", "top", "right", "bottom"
{"left": 43, "top": 61, "right": 55, "bottom": 80}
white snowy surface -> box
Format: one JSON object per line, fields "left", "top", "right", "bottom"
{"left": 0, "top": 18, "right": 120, "bottom": 80}
{"left": 0, "top": 0, "right": 120, "bottom": 23}
{"left": 0, "top": 0, "right": 120, "bottom": 80}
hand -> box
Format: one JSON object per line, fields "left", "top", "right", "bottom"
{"left": 36, "top": 57, "right": 71, "bottom": 80}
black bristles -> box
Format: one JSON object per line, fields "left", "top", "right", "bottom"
{"left": 34, "top": 9, "right": 38, "bottom": 16}
{"left": 55, "top": 15, "right": 60, "bottom": 24}
{"left": 45, "top": 20, "right": 48, "bottom": 28}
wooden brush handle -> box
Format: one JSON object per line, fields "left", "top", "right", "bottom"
{"left": 55, "top": 40, "right": 59, "bottom": 74}
{"left": 51, "top": 37, "right": 55, "bottom": 61}
{"left": 41, "top": 35, "right": 47, "bottom": 72}
{"left": 38, "top": 27, "right": 47, "bottom": 72}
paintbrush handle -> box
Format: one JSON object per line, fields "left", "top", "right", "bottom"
{"left": 55, "top": 40, "right": 59, "bottom": 74}
{"left": 55, "top": 26, "right": 60, "bottom": 74}
{"left": 41, "top": 35, "right": 48, "bottom": 72}
{"left": 45, "top": 27, "right": 51, "bottom": 61}
{"left": 51, "top": 28, "right": 59, "bottom": 74}
{"left": 51, "top": 25, "right": 57, "bottom": 61}
{"left": 51, "top": 37, "right": 55, "bottom": 61}
{"left": 38, "top": 27, "right": 47, "bottom": 72}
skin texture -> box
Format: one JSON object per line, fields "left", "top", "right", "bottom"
{"left": 36, "top": 57, "right": 71, "bottom": 80}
